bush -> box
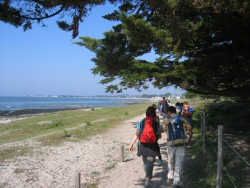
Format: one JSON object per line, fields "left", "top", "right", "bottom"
{"left": 85, "top": 120, "right": 93, "bottom": 126}
{"left": 63, "top": 130, "right": 71, "bottom": 138}
{"left": 206, "top": 100, "right": 250, "bottom": 130}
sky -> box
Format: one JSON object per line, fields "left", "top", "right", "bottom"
{"left": 0, "top": 3, "right": 185, "bottom": 96}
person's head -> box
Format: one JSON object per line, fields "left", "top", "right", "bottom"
{"left": 167, "top": 106, "right": 176, "bottom": 115}
{"left": 184, "top": 105, "right": 190, "bottom": 111}
{"left": 151, "top": 104, "right": 157, "bottom": 110}
{"left": 183, "top": 101, "right": 189, "bottom": 106}
{"left": 163, "top": 96, "right": 166, "bottom": 100}
{"left": 176, "top": 107, "right": 181, "bottom": 114}
{"left": 146, "top": 106, "right": 157, "bottom": 117}
{"left": 175, "top": 102, "right": 181, "bottom": 107}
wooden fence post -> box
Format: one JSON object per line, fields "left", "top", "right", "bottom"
{"left": 201, "top": 112, "right": 203, "bottom": 136}
{"left": 120, "top": 145, "right": 124, "bottom": 162}
{"left": 202, "top": 110, "right": 206, "bottom": 157}
{"left": 75, "top": 172, "right": 81, "bottom": 188}
{"left": 217, "top": 125, "right": 224, "bottom": 188}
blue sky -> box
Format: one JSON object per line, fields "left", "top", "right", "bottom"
{"left": 0, "top": 4, "right": 185, "bottom": 96}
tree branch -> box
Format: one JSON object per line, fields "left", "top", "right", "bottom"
{"left": 19, "top": 5, "right": 65, "bottom": 20}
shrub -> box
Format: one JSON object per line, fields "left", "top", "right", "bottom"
{"left": 63, "top": 130, "right": 71, "bottom": 138}
{"left": 85, "top": 120, "right": 93, "bottom": 126}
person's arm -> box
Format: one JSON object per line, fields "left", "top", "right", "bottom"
{"left": 158, "top": 131, "right": 162, "bottom": 139}
{"left": 190, "top": 107, "right": 194, "bottom": 116}
{"left": 181, "top": 110, "right": 185, "bottom": 116}
{"left": 183, "top": 119, "right": 192, "bottom": 131}
{"left": 162, "top": 119, "right": 170, "bottom": 132}
{"left": 156, "top": 121, "right": 162, "bottom": 139}
{"left": 129, "top": 129, "right": 140, "bottom": 152}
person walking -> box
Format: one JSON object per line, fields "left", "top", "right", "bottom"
{"left": 163, "top": 106, "right": 191, "bottom": 187}
{"left": 157, "top": 99, "right": 162, "bottom": 116}
{"left": 175, "top": 102, "right": 182, "bottom": 116}
{"left": 181, "top": 101, "right": 194, "bottom": 144}
{"left": 129, "top": 106, "right": 162, "bottom": 188}
{"left": 151, "top": 104, "right": 160, "bottom": 124}
{"left": 160, "top": 97, "right": 169, "bottom": 120}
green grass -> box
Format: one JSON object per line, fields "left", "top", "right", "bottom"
{"left": 0, "top": 103, "right": 152, "bottom": 161}
{"left": 0, "top": 146, "right": 31, "bottom": 162}
{"left": 183, "top": 97, "right": 250, "bottom": 188}
{"left": 184, "top": 133, "right": 248, "bottom": 188}
{"left": 105, "top": 162, "right": 117, "bottom": 170}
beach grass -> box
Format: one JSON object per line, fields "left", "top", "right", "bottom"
{"left": 0, "top": 102, "right": 154, "bottom": 161}
{"left": 0, "top": 103, "right": 153, "bottom": 145}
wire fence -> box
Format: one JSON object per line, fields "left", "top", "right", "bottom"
{"left": 201, "top": 109, "right": 250, "bottom": 188}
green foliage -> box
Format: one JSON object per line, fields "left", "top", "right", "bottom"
{"left": 206, "top": 100, "right": 250, "bottom": 130}
{"left": 184, "top": 98, "right": 249, "bottom": 187}
{"left": 183, "top": 135, "right": 214, "bottom": 188}
{"left": 85, "top": 183, "right": 98, "bottom": 188}
{"left": 0, "top": 103, "right": 151, "bottom": 162}
{"left": 76, "top": 0, "right": 250, "bottom": 98}
{"left": 101, "top": 123, "right": 108, "bottom": 128}
{"left": 0, "top": 146, "right": 31, "bottom": 163}
{"left": 85, "top": 120, "right": 92, "bottom": 126}
{"left": 2, "top": 0, "right": 250, "bottom": 97}
{"left": 105, "top": 162, "right": 116, "bottom": 170}
{"left": 63, "top": 130, "right": 71, "bottom": 138}
{"left": 0, "top": 103, "right": 151, "bottom": 145}
{"left": 43, "top": 120, "right": 64, "bottom": 130}
{"left": 185, "top": 92, "right": 203, "bottom": 99}
{"left": 0, "top": 0, "right": 109, "bottom": 38}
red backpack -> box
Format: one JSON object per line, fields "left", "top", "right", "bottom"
{"left": 140, "top": 116, "right": 157, "bottom": 143}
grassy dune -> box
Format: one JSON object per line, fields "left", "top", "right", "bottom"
{"left": 0, "top": 103, "right": 154, "bottom": 145}
{"left": 0, "top": 103, "right": 155, "bottom": 162}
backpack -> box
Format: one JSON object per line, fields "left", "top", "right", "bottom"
{"left": 168, "top": 115, "right": 187, "bottom": 143}
{"left": 140, "top": 116, "right": 158, "bottom": 143}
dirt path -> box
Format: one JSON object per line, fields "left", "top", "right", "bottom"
{"left": 0, "top": 114, "right": 170, "bottom": 188}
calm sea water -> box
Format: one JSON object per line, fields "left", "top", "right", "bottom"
{"left": 0, "top": 96, "right": 152, "bottom": 111}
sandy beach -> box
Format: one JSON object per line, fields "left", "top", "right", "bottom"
{"left": 0, "top": 112, "right": 170, "bottom": 188}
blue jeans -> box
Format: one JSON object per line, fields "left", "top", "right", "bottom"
{"left": 142, "top": 156, "right": 155, "bottom": 179}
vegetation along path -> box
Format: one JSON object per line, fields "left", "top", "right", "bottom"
{"left": 0, "top": 111, "right": 173, "bottom": 188}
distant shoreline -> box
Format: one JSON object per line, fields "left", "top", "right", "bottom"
{"left": 0, "top": 96, "right": 160, "bottom": 114}
{"left": 0, "top": 106, "right": 96, "bottom": 117}
{"left": 0, "top": 102, "right": 150, "bottom": 117}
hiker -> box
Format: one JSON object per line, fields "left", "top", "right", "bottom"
{"left": 160, "top": 97, "right": 169, "bottom": 120}
{"left": 129, "top": 106, "right": 162, "bottom": 188}
{"left": 175, "top": 102, "right": 182, "bottom": 116}
{"left": 157, "top": 99, "right": 162, "bottom": 116}
{"left": 163, "top": 106, "right": 192, "bottom": 187}
{"left": 152, "top": 104, "right": 160, "bottom": 124}
{"left": 181, "top": 101, "right": 194, "bottom": 143}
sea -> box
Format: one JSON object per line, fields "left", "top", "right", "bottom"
{"left": 0, "top": 96, "right": 155, "bottom": 111}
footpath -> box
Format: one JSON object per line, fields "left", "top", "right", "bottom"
{"left": 98, "top": 115, "right": 170, "bottom": 188}
{"left": 0, "top": 114, "right": 171, "bottom": 188}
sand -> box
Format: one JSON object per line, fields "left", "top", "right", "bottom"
{"left": 0, "top": 114, "right": 170, "bottom": 188}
